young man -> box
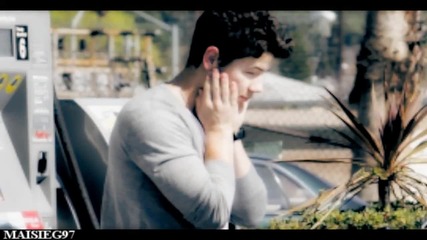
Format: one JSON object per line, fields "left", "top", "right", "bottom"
{"left": 100, "top": 11, "right": 292, "bottom": 229}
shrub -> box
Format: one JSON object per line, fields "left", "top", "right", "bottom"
{"left": 269, "top": 202, "right": 427, "bottom": 229}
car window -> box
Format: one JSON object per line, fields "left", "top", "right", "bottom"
{"left": 272, "top": 168, "right": 314, "bottom": 208}
{"left": 253, "top": 164, "right": 289, "bottom": 211}
{"left": 277, "top": 162, "right": 332, "bottom": 191}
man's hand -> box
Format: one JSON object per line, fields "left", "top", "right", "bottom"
{"left": 196, "top": 69, "right": 238, "bottom": 135}
{"left": 233, "top": 101, "right": 249, "bottom": 134}
{"left": 196, "top": 68, "right": 238, "bottom": 165}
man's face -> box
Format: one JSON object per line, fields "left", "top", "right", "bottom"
{"left": 222, "top": 52, "right": 273, "bottom": 104}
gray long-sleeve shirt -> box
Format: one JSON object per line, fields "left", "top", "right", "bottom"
{"left": 100, "top": 83, "right": 267, "bottom": 229}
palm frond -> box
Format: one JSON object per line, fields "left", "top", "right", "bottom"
{"left": 399, "top": 177, "right": 426, "bottom": 201}
{"left": 400, "top": 105, "right": 427, "bottom": 147}
{"left": 380, "top": 101, "right": 404, "bottom": 163}
{"left": 395, "top": 140, "right": 427, "bottom": 167}
{"left": 330, "top": 127, "right": 365, "bottom": 150}
{"left": 330, "top": 110, "right": 384, "bottom": 162}
{"left": 310, "top": 194, "right": 346, "bottom": 229}
{"left": 398, "top": 128, "right": 427, "bottom": 155}
{"left": 309, "top": 171, "right": 376, "bottom": 229}
{"left": 330, "top": 127, "right": 382, "bottom": 165}
{"left": 325, "top": 88, "right": 383, "bottom": 156}
{"left": 277, "top": 157, "right": 369, "bottom": 166}
{"left": 279, "top": 126, "right": 355, "bottom": 149}
{"left": 405, "top": 158, "right": 427, "bottom": 164}
{"left": 401, "top": 167, "right": 427, "bottom": 188}
{"left": 393, "top": 129, "right": 427, "bottom": 166}
{"left": 274, "top": 167, "right": 376, "bottom": 228}
{"left": 394, "top": 179, "right": 427, "bottom": 208}
{"left": 390, "top": 182, "right": 404, "bottom": 203}
{"left": 307, "top": 135, "right": 356, "bottom": 149}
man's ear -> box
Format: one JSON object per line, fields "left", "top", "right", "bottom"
{"left": 202, "top": 46, "right": 219, "bottom": 71}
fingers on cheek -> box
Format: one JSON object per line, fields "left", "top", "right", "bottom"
{"left": 231, "top": 82, "right": 238, "bottom": 98}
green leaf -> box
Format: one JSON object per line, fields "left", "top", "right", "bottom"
{"left": 373, "top": 166, "right": 389, "bottom": 180}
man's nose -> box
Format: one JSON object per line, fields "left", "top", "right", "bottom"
{"left": 249, "top": 80, "right": 263, "bottom": 93}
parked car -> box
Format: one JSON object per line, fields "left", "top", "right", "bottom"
{"left": 250, "top": 155, "right": 367, "bottom": 228}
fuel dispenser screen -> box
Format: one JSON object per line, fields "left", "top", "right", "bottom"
{"left": 0, "top": 29, "right": 13, "bottom": 57}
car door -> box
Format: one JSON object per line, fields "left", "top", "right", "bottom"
{"left": 269, "top": 163, "right": 317, "bottom": 208}
{"left": 253, "top": 160, "right": 317, "bottom": 213}
{"left": 252, "top": 161, "right": 290, "bottom": 213}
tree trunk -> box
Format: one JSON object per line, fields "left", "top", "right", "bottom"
{"left": 378, "top": 179, "right": 391, "bottom": 210}
{"left": 348, "top": 11, "right": 424, "bottom": 204}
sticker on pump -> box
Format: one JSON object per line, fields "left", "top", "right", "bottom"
{"left": 32, "top": 113, "right": 52, "bottom": 142}
{"left": 5, "top": 74, "right": 23, "bottom": 94}
{"left": 15, "top": 25, "right": 29, "bottom": 61}
{"left": 0, "top": 211, "right": 44, "bottom": 229}
{"left": 0, "top": 73, "right": 9, "bottom": 91}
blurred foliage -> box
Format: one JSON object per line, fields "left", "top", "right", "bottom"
{"left": 49, "top": 11, "right": 369, "bottom": 81}
{"left": 278, "top": 29, "right": 312, "bottom": 81}
{"left": 342, "top": 11, "right": 367, "bottom": 37}
{"left": 269, "top": 201, "right": 427, "bottom": 229}
{"left": 50, "top": 11, "right": 170, "bottom": 77}
{"left": 273, "top": 11, "right": 367, "bottom": 80}
{"left": 50, "top": 11, "right": 136, "bottom": 29}
{"left": 272, "top": 11, "right": 313, "bottom": 26}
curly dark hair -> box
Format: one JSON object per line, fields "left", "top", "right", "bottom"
{"left": 185, "top": 10, "right": 293, "bottom": 68}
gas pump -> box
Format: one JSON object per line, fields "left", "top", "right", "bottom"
{"left": 0, "top": 11, "right": 56, "bottom": 228}
{"left": 55, "top": 98, "right": 129, "bottom": 228}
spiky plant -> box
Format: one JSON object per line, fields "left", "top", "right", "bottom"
{"left": 274, "top": 82, "right": 427, "bottom": 229}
